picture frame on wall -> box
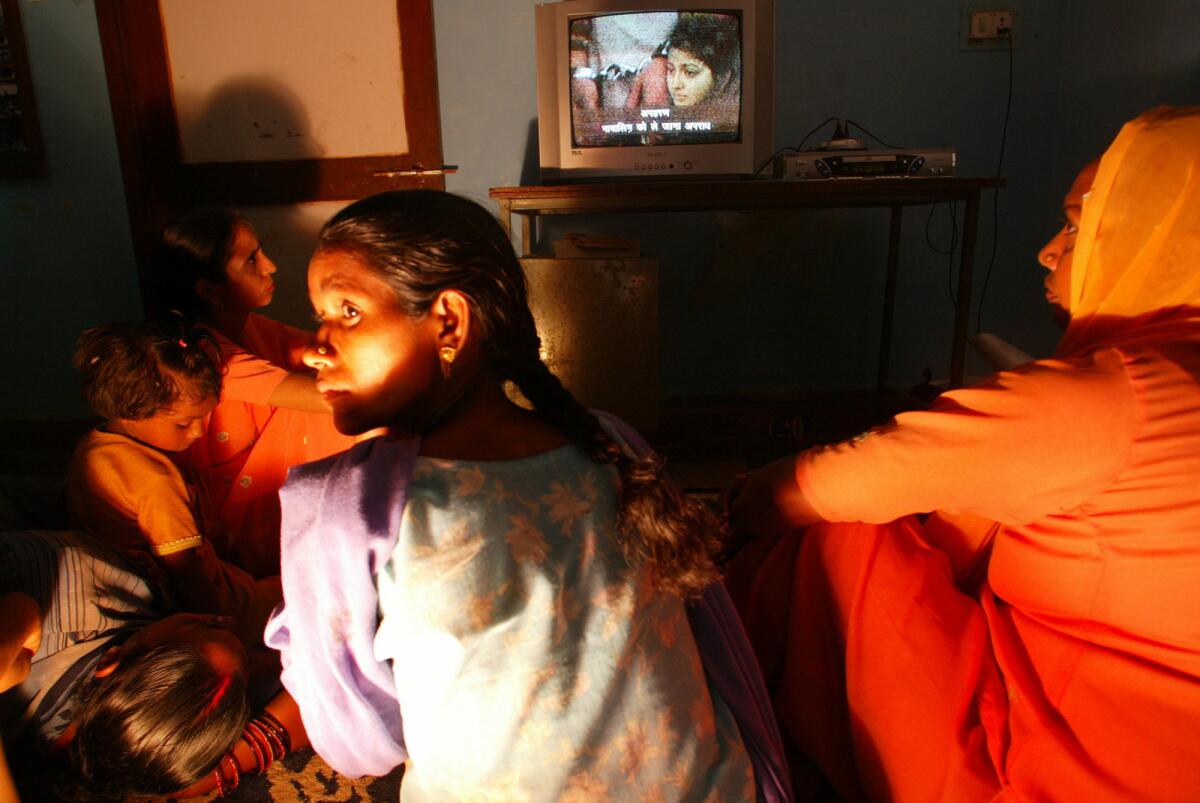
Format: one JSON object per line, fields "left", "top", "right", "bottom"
{"left": 0, "top": 0, "right": 45, "bottom": 177}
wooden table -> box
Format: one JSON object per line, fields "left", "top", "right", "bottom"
{"left": 490, "top": 177, "right": 1005, "bottom": 388}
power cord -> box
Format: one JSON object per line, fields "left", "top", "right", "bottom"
{"left": 751, "top": 116, "right": 840, "bottom": 177}
{"left": 845, "top": 120, "right": 903, "bottom": 150}
{"left": 925, "top": 201, "right": 960, "bottom": 306}
{"left": 847, "top": 119, "right": 972, "bottom": 314}
{"left": 754, "top": 117, "right": 909, "bottom": 177}
{"left": 974, "top": 27, "right": 1015, "bottom": 334}
{"left": 763, "top": 116, "right": 968, "bottom": 312}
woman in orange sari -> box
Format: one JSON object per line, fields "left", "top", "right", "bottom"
{"left": 153, "top": 209, "right": 355, "bottom": 578}
{"left": 727, "top": 106, "right": 1200, "bottom": 802}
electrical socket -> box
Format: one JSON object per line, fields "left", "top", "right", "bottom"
{"left": 961, "top": 2, "right": 1023, "bottom": 50}
{"left": 969, "top": 10, "right": 1014, "bottom": 40}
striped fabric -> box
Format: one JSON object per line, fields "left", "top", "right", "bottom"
{"left": 0, "top": 529, "right": 162, "bottom": 744}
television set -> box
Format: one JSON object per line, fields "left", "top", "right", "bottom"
{"left": 535, "top": 0, "right": 775, "bottom": 182}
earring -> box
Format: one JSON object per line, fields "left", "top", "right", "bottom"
{"left": 439, "top": 346, "right": 457, "bottom": 378}
{"left": 316, "top": 345, "right": 328, "bottom": 355}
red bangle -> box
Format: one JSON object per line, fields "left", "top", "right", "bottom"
{"left": 244, "top": 720, "right": 275, "bottom": 770}
{"left": 251, "top": 715, "right": 286, "bottom": 761}
{"left": 211, "top": 751, "right": 239, "bottom": 797}
{"left": 221, "top": 753, "right": 240, "bottom": 791}
{"left": 259, "top": 721, "right": 286, "bottom": 762}
{"left": 240, "top": 729, "right": 267, "bottom": 773}
{"left": 258, "top": 709, "right": 292, "bottom": 754}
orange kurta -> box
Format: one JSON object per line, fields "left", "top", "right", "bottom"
{"left": 187, "top": 313, "right": 354, "bottom": 577}
{"left": 729, "top": 106, "right": 1200, "bottom": 802}
{"left": 67, "top": 428, "right": 280, "bottom": 646}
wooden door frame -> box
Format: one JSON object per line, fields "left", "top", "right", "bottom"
{"left": 93, "top": 1, "right": 445, "bottom": 303}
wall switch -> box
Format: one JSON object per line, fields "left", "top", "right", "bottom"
{"left": 968, "top": 10, "right": 1014, "bottom": 41}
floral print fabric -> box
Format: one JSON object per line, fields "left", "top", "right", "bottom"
{"left": 375, "top": 445, "right": 753, "bottom": 802}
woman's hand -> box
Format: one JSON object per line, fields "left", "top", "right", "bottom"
{"left": 0, "top": 596, "right": 37, "bottom": 803}
{"left": 0, "top": 592, "right": 41, "bottom": 693}
{"left": 727, "top": 455, "right": 822, "bottom": 541}
{"left": 171, "top": 689, "right": 309, "bottom": 799}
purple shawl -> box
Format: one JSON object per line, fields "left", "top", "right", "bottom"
{"left": 266, "top": 417, "right": 791, "bottom": 800}
{"left": 264, "top": 436, "right": 417, "bottom": 777}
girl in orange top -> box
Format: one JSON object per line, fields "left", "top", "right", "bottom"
{"left": 727, "top": 106, "right": 1200, "bottom": 802}
{"left": 67, "top": 321, "right": 280, "bottom": 646}
{"left": 152, "top": 209, "right": 355, "bottom": 578}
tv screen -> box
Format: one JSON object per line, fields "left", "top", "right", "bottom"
{"left": 568, "top": 11, "right": 743, "bottom": 149}
{"left": 536, "top": 0, "right": 773, "bottom": 181}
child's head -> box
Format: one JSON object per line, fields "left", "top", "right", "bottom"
{"left": 154, "top": 207, "right": 277, "bottom": 319}
{"left": 64, "top": 616, "right": 249, "bottom": 799}
{"left": 73, "top": 321, "right": 221, "bottom": 452}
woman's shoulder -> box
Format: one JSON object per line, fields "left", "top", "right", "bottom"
{"left": 245, "top": 312, "right": 312, "bottom": 348}
{"left": 412, "top": 441, "right": 617, "bottom": 519}
{"left": 244, "top": 311, "right": 309, "bottom": 339}
{"left": 419, "top": 404, "right": 570, "bottom": 461}
{"left": 233, "top": 313, "right": 313, "bottom": 373}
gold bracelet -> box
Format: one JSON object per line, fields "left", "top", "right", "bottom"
{"left": 151, "top": 535, "right": 203, "bottom": 556}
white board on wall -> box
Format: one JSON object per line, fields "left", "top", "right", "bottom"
{"left": 161, "top": 0, "right": 409, "bottom": 163}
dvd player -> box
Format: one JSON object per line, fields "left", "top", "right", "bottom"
{"left": 773, "top": 149, "right": 956, "bottom": 180}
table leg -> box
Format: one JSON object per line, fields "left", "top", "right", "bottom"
{"left": 951, "top": 191, "right": 981, "bottom": 388}
{"left": 878, "top": 205, "right": 903, "bottom": 391}
{"left": 519, "top": 215, "right": 534, "bottom": 258}
{"left": 496, "top": 200, "right": 512, "bottom": 237}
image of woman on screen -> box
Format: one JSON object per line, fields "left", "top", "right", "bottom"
{"left": 628, "top": 12, "right": 741, "bottom": 145}
{"left": 662, "top": 12, "right": 741, "bottom": 137}
{"left": 568, "top": 12, "right": 741, "bottom": 147}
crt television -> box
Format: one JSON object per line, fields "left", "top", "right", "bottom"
{"left": 535, "top": 0, "right": 775, "bottom": 182}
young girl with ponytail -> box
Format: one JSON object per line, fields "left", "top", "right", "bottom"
{"left": 67, "top": 320, "right": 280, "bottom": 646}
{"left": 266, "top": 190, "right": 789, "bottom": 801}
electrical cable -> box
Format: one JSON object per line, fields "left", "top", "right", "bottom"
{"left": 845, "top": 120, "right": 904, "bottom": 150}
{"left": 796, "top": 116, "right": 841, "bottom": 151}
{"left": 752, "top": 145, "right": 800, "bottom": 178}
{"left": 924, "top": 201, "right": 960, "bottom": 305}
{"left": 752, "top": 116, "right": 840, "bottom": 177}
{"left": 846, "top": 118, "right": 973, "bottom": 314}
{"left": 975, "top": 28, "right": 1015, "bottom": 334}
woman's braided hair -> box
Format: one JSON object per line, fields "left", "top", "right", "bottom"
{"left": 317, "top": 190, "right": 723, "bottom": 597}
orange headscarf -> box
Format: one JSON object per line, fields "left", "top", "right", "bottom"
{"left": 1057, "top": 105, "right": 1200, "bottom": 356}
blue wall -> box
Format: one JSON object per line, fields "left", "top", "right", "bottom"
{"left": 1, "top": 0, "right": 1197, "bottom": 418}
{"left": 437, "top": 0, "right": 1200, "bottom": 395}
{"left": 0, "top": 0, "right": 139, "bottom": 419}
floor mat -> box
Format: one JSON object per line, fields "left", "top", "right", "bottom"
{"left": 161, "top": 748, "right": 404, "bottom": 802}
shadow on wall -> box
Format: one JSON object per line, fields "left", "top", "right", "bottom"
{"left": 176, "top": 75, "right": 326, "bottom": 164}
{"left": 173, "top": 76, "right": 337, "bottom": 328}
{"left": 520, "top": 117, "right": 541, "bottom": 188}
